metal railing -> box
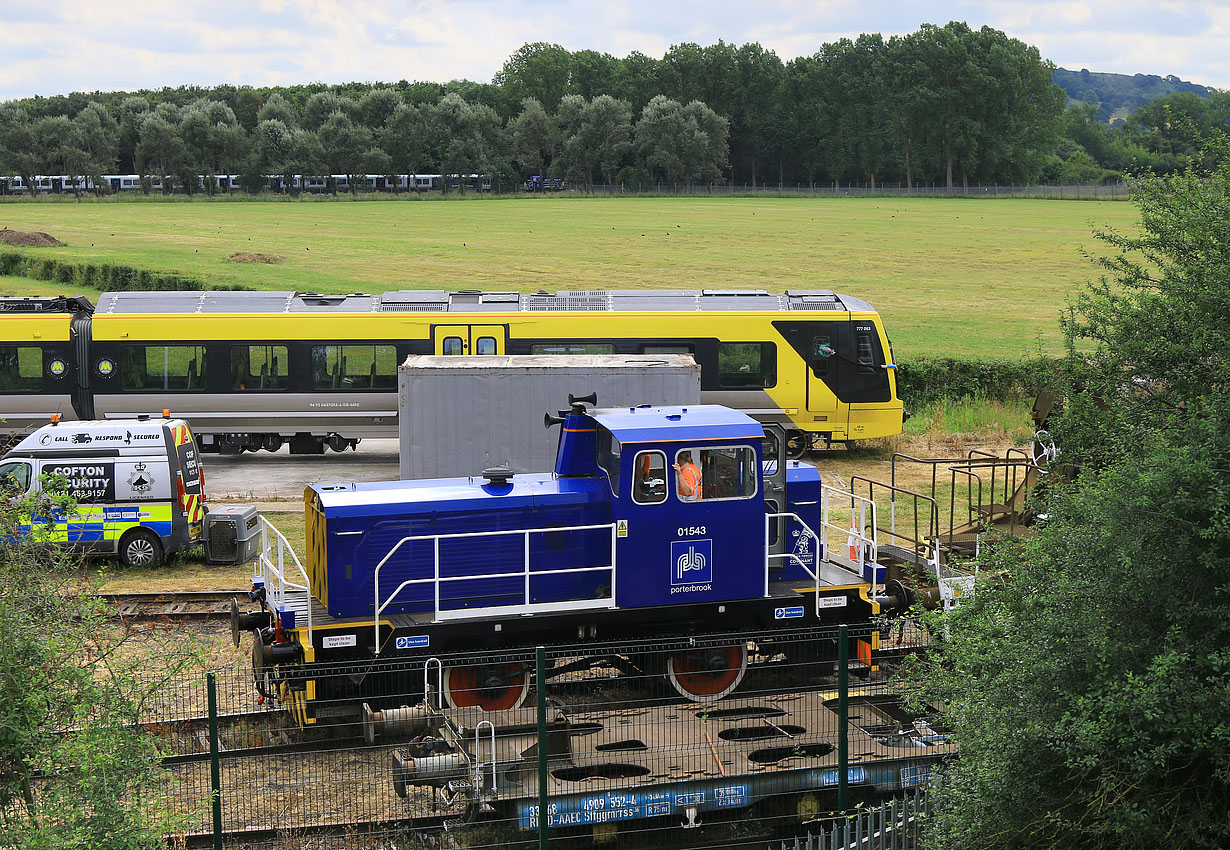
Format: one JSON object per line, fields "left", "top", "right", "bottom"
{"left": 765, "top": 510, "right": 821, "bottom": 604}
{"left": 373, "top": 522, "right": 618, "bottom": 653}
{"left": 254, "top": 515, "right": 313, "bottom": 643}
{"left": 820, "top": 484, "right": 878, "bottom": 580}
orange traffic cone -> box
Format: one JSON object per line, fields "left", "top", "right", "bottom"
{"left": 847, "top": 520, "right": 859, "bottom": 562}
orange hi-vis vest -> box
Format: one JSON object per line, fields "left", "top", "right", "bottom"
{"left": 677, "top": 460, "right": 701, "bottom": 501}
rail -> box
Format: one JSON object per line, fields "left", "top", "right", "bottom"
{"left": 373, "top": 523, "right": 618, "bottom": 654}
{"left": 255, "top": 515, "right": 313, "bottom": 644}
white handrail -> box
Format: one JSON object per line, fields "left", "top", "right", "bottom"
{"left": 372, "top": 522, "right": 617, "bottom": 654}
{"left": 255, "top": 515, "right": 313, "bottom": 643}
{"left": 766, "top": 511, "right": 823, "bottom": 614}
{"left": 820, "top": 484, "right": 878, "bottom": 579}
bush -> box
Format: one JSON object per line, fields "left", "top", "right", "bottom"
{"left": 895, "top": 356, "right": 1059, "bottom": 407}
{"left": 0, "top": 248, "right": 245, "bottom": 292}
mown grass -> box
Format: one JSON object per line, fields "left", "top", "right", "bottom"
{"left": 0, "top": 196, "right": 1138, "bottom": 357}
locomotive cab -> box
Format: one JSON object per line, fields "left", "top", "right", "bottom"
{"left": 585, "top": 404, "right": 775, "bottom": 609}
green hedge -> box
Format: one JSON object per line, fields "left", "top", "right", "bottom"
{"left": 0, "top": 249, "right": 249, "bottom": 291}
{"left": 895, "top": 356, "right": 1060, "bottom": 407}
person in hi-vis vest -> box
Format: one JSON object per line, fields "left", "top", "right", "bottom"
{"left": 674, "top": 451, "right": 702, "bottom": 501}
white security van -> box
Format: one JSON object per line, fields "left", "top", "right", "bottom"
{"left": 0, "top": 415, "right": 207, "bottom": 567}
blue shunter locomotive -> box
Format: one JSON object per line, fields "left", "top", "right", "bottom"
{"left": 234, "top": 399, "right": 904, "bottom": 723}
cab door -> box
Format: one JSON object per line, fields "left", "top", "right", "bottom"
{"left": 805, "top": 330, "right": 839, "bottom": 413}
{"left": 432, "top": 325, "right": 507, "bottom": 356}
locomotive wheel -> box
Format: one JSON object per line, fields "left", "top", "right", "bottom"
{"left": 666, "top": 644, "right": 748, "bottom": 702}
{"left": 442, "top": 664, "right": 529, "bottom": 711}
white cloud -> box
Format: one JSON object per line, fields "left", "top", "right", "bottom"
{"left": 0, "top": 0, "right": 1227, "bottom": 100}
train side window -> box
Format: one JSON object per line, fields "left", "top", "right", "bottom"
{"left": 632, "top": 451, "right": 667, "bottom": 505}
{"left": 311, "top": 344, "right": 396, "bottom": 389}
{"left": 530, "top": 343, "right": 615, "bottom": 355}
{"left": 442, "top": 337, "right": 464, "bottom": 356}
{"left": 475, "top": 336, "right": 497, "bottom": 355}
{"left": 0, "top": 460, "right": 32, "bottom": 493}
{"left": 0, "top": 345, "right": 43, "bottom": 391}
{"left": 230, "top": 345, "right": 289, "bottom": 391}
{"left": 120, "top": 345, "right": 206, "bottom": 391}
{"left": 856, "top": 332, "right": 876, "bottom": 373}
{"left": 677, "top": 446, "right": 758, "bottom": 501}
{"left": 597, "top": 428, "right": 621, "bottom": 495}
{"left": 717, "top": 343, "right": 777, "bottom": 388}
{"left": 641, "top": 344, "right": 693, "bottom": 355}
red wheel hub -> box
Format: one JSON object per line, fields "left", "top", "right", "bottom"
{"left": 666, "top": 644, "right": 748, "bottom": 702}
{"left": 443, "top": 664, "right": 529, "bottom": 711}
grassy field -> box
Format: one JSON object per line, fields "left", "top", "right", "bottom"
{"left": 0, "top": 196, "right": 1139, "bottom": 357}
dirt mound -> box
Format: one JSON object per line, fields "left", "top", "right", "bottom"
{"left": 0, "top": 229, "right": 63, "bottom": 247}
{"left": 228, "top": 252, "right": 285, "bottom": 264}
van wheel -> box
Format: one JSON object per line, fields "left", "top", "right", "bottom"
{"left": 120, "top": 530, "right": 163, "bottom": 568}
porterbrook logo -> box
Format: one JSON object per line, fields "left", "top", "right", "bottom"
{"left": 671, "top": 539, "right": 713, "bottom": 587}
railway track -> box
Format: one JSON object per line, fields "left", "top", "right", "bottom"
{"left": 99, "top": 590, "right": 246, "bottom": 620}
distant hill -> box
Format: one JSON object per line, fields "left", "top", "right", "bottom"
{"left": 1053, "top": 68, "right": 1212, "bottom": 123}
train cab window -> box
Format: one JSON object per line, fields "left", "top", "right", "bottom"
{"left": 597, "top": 428, "right": 621, "bottom": 494}
{"left": 676, "top": 446, "right": 757, "bottom": 502}
{"left": 530, "top": 343, "right": 615, "bottom": 355}
{"left": 311, "top": 344, "right": 397, "bottom": 389}
{"left": 120, "top": 345, "right": 206, "bottom": 391}
{"left": 475, "top": 336, "right": 497, "bottom": 355}
{"left": 632, "top": 451, "right": 667, "bottom": 505}
{"left": 717, "top": 343, "right": 777, "bottom": 388}
{"left": 441, "top": 337, "right": 464, "bottom": 356}
{"left": 0, "top": 461, "right": 32, "bottom": 493}
{"left": 810, "top": 335, "right": 833, "bottom": 376}
{"left": 230, "top": 345, "right": 289, "bottom": 391}
{"left": 856, "top": 332, "right": 876, "bottom": 373}
{"left": 0, "top": 345, "right": 43, "bottom": 391}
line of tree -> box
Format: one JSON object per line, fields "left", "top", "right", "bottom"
{"left": 1, "top": 22, "right": 1221, "bottom": 195}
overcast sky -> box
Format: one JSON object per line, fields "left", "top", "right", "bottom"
{"left": 1, "top": 1, "right": 1227, "bottom": 102}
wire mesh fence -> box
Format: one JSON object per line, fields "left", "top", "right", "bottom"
{"left": 18, "top": 622, "right": 949, "bottom": 849}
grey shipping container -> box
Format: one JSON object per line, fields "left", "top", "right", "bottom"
{"left": 398, "top": 354, "right": 702, "bottom": 479}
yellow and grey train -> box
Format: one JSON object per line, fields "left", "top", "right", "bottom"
{"left": 0, "top": 290, "right": 903, "bottom": 456}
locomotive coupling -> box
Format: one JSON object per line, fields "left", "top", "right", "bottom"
{"left": 362, "top": 702, "right": 442, "bottom": 745}
{"left": 873, "top": 578, "right": 916, "bottom": 615}
{"left": 253, "top": 637, "right": 303, "bottom": 670}
{"left": 229, "top": 597, "right": 272, "bottom": 648}
{"left": 392, "top": 750, "right": 470, "bottom": 797}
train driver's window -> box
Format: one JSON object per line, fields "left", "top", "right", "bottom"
{"left": 678, "top": 447, "right": 757, "bottom": 501}
{"left": 632, "top": 451, "right": 667, "bottom": 504}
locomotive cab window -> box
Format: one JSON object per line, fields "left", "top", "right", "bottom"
{"left": 811, "top": 335, "right": 833, "bottom": 376}
{"left": 856, "top": 331, "right": 877, "bottom": 373}
{"left": 718, "top": 343, "right": 776, "bottom": 388}
{"left": 230, "top": 345, "right": 289, "bottom": 391}
{"left": 0, "top": 345, "right": 43, "bottom": 391}
{"left": 311, "top": 344, "right": 396, "bottom": 389}
{"left": 597, "top": 428, "right": 621, "bottom": 495}
{"left": 120, "top": 345, "right": 206, "bottom": 391}
{"left": 675, "top": 446, "right": 757, "bottom": 502}
{"left": 632, "top": 451, "right": 667, "bottom": 504}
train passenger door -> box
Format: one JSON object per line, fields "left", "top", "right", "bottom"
{"left": 432, "top": 325, "right": 507, "bottom": 356}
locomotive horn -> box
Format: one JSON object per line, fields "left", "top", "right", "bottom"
{"left": 568, "top": 392, "right": 598, "bottom": 408}
{"left": 544, "top": 412, "right": 565, "bottom": 428}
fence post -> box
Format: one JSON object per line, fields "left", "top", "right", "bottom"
{"left": 207, "top": 671, "right": 223, "bottom": 850}
{"left": 537, "top": 645, "right": 549, "bottom": 850}
{"left": 837, "top": 624, "right": 849, "bottom": 844}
